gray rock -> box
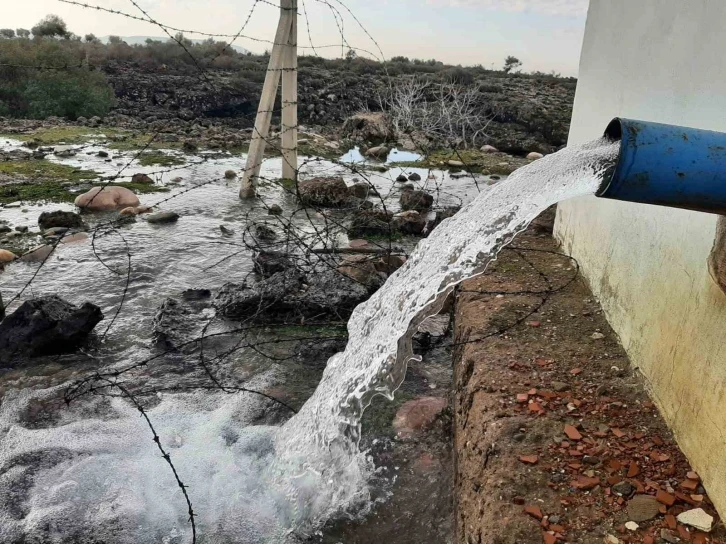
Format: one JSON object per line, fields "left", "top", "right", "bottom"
{"left": 396, "top": 174, "right": 408, "bottom": 182}
{"left": 348, "top": 210, "right": 393, "bottom": 237}
{"left": 268, "top": 204, "right": 283, "bottom": 216}
{"left": 392, "top": 211, "right": 426, "bottom": 235}
{"left": 38, "top": 210, "right": 85, "bottom": 231}
{"left": 348, "top": 182, "right": 378, "bottom": 199}
{"left": 0, "top": 295, "right": 103, "bottom": 365}
{"left": 147, "top": 211, "right": 179, "bottom": 224}
{"left": 253, "top": 251, "right": 293, "bottom": 278}
{"left": 215, "top": 268, "right": 369, "bottom": 321}
{"left": 97, "top": 150, "right": 109, "bottom": 158}
{"left": 131, "top": 173, "right": 154, "bottom": 185}
{"left": 298, "top": 177, "right": 351, "bottom": 208}
{"left": 626, "top": 495, "right": 662, "bottom": 523}
{"left": 153, "top": 289, "right": 211, "bottom": 349}
{"left": 14, "top": 226, "right": 28, "bottom": 233}
{"left": 400, "top": 189, "right": 434, "bottom": 211}
{"left": 408, "top": 172, "right": 422, "bottom": 182}
{"left": 612, "top": 481, "right": 634, "bottom": 497}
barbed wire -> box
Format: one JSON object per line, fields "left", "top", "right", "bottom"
{"left": 0, "top": 0, "right": 536, "bottom": 541}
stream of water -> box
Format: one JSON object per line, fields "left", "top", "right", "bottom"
{"left": 0, "top": 137, "right": 619, "bottom": 543}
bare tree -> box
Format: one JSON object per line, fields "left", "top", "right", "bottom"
{"left": 380, "top": 77, "right": 494, "bottom": 148}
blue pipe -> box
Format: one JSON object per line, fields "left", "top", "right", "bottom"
{"left": 597, "top": 118, "right": 726, "bottom": 214}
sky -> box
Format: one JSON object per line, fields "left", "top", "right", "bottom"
{"left": 3, "top": 0, "right": 589, "bottom": 76}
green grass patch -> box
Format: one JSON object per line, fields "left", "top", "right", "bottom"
{"left": 137, "top": 151, "right": 186, "bottom": 167}
{"left": 0, "top": 159, "right": 97, "bottom": 182}
{"left": 0, "top": 126, "right": 106, "bottom": 145}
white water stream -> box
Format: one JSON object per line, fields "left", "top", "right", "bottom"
{"left": 0, "top": 137, "right": 619, "bottom": 543}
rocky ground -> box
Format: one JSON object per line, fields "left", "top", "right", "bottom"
{"left": 453, "top": 218, "right": 725, "bottom": 544}
{"left": 103, "top": 61, "right": 575, "bottom": 156}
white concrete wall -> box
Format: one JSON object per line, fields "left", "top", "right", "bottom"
{"left": 556, "top": 0, "right": 726, "bottom": 515}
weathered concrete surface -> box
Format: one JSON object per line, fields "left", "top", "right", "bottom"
{"left": 555, "top": 0, "right": 726, "bottom": 517}
{"left": 453, "top": 226, "right": 725, "bottom": 543}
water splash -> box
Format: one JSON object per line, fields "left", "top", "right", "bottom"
{"left": 271, "top": 136, "right": 620, "bottom": 530}
{"left": 0, "top": 137, "right": 619, "bottom": 542}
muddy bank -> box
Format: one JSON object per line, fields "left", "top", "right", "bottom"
{"left": 453, "top": 223, "right": 725, "bottom": 543}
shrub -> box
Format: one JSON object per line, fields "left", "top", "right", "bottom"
{"left": 31, "top": 15, "right": 69, "bottom": 39}
{"left": 16, "top": 29, "right": 30, "bottom": 39}
{"left": 0, "top": 29, "right": 15, "bottom": 39}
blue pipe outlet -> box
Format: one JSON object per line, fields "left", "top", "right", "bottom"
{"left": 597, "top": 118, "right": 726, "bottom": 214}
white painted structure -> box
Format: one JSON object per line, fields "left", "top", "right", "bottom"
{"left": 556, "top": 0, "right": 726, "bottom": 515}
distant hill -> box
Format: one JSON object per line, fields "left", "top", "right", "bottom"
{"left": 99, "top": 35, "right": 252, "bottom": 55}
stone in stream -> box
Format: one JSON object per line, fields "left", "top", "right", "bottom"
{"left": 393, "top": 397, "right": 448, "bottom": 439}
{"left": 253, "top": 251, "right": 294, "bottom": 278}
{"left": 447, "top": 160, "right": 464, "bottom": 168}
{"left": 14, "top": 226, "right": 28, "bottom": 233}
{"left": 365, "top": 145, "right": 389, "bottom": 159}
{"left": 336, "top": 255, "right": 386, "bottom": 290}
{"left": 153, "top": 289, "right": 212, "bottom": 349}
{"left": 96, "top": 150, "right": 109, "bottom": 158}
{"left": 75, "top": 186, "right": 140, "bottom": 211}
{"left": 298, "top": 177, "right": 351, "bottom": 208}
{"left": 146, "top": 211, "right": 179, "bottom": 224}
{"left": 527, "top": 152, "right": 544, "bottom": 160}
{"left": 267, "top": 204, "right": 283, "bottom": 216}
{"left": 348, "top": 209, "right": 394, "bottom": 237}
{"left": 395, "top": 174, "right": 408, "bottom": 182}
{"left": 43, "top": 227, "right": 69, "bottom": 237}
{"left": 20, "top": 245, "right": 54, "bottom": 263}
{"left": 0, "top": 249, "right": 17, "bottom": 263}
{"left": 131, "top": 173, "right": 154, "bottom": 185}
{"left": 408, "top": 172, "right": 422, "bottom": 182}
{"left": 348, "top": 182, "right": 378, "bottom": 199}
{"left": 119, "top": 205, "right": 153, "bottom": 216}
{"left": 38, "top": 210, "right": 86, "bottom": 231}
{"left": 0, "top": 295, "right": 103, "bottom": 365}
{"left": 215, "top": 268, "right": 369, "bottom": 320}
{"left": 391, "top": 210, "right": 426, "bottom": 235}
{"left": 481, "top": 144, "right": 499, "bottom": 153}
{"left": 400, "top": 189, "right": 434, "bottom": 211}
{"left": 224, "top": 170, "right": 237, "bottom": 179}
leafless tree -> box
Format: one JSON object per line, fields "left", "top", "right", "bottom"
{"left": 380, "top": 76, "right": 494, "bottom": 148}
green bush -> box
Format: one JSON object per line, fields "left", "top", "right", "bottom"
{"left": 23, "top": 71, "right": 114, "bottom": 119}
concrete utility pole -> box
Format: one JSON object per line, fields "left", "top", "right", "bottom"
{"left": 240, "top": 0, "right": 298, "bottom": 199}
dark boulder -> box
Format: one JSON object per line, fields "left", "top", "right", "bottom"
{"left": 348, "top": 182, "right": 378, "bottom": 199}
{"left": 0, "top": 296, "right": 103, "bottom": 365}
{"left": 348, "top": 209, "right": 394, "bottom": 237}
{"left": 400, "top": 189, "right": 434, "bottom": 211}
{"left": 408, "top": 172, "right": 422, "bottom": 182}
{"left": 131, "top": 173, "right": 154, "bottom": 185}
{"left": 298, "top": 177, "right": 351, "bottom": 208}
{"left": 214, "top": 268, "right": 369, "bottom": 321}
{"left": 254, "top": 251, "right": 294, "bottom": 278}
{"left": 391, "top": 210, "right": 426, "bottom": 235}
{"left": 37, "top": 211, "right": 86, "bottom": 231}
{"left": 153, "top": 289, "right": 212, "bottom": 349}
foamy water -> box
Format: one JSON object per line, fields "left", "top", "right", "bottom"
{"left": 0, "top": 138, "right": 619, "bottom": 543}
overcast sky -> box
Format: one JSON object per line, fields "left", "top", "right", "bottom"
{"left": 4, "top": 0, "right": 589, "bottom": 75}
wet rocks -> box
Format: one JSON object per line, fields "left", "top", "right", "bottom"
{"left": 224, "top": 169, "right": 237, "bottom": 179}
{"left": 365, "top": 145, "right": 389, "bottom": 159}
{"left": 254, "top": 251, "right": 293, "bottom": 278}
{"left": 153, "top": 289, "right": 212, "bottom": 349}
{"left": 0, "top": 249, "right": 17, "bottom": 263}
{"left": 348, "top": 209, "right": 394, "bottom": 237}
{"left": 298, "top": 176, "right": 351, "bottom": 208}
{"left": 215, "top": 268, "right": 369, "bottom": 321}
{"left": 527, "top": 152, "right": 544, "bottom": 160}
{"left": 480, "top": 144, "right": 499, "bottom": 153}
{"left": 119, "top": 205, "right": 153, "bottom": 216}
{"left": 146, "top": 211, "right": 179, "bottom": 224}
{"left": 267, "top": 204, "right": 283, "bottom": 216}
{"left": 348, "top": 182, "right": 378, "bottom": 199}
{"left": 20, "top": 245, "right": 54, "bottom": 263}
{"left": 75, "top": 186, "right": 141, "bottom": 211}
{"left": 400, "top": 189, "right": 434, "bottom": 211}
{"left": 408, "top": 172, "right": 422, "bottom": 182}
{"left": 391, "top": 210, "right": 426, "bottom": 235}
{"left": 447, "top": 160, "right": 464, "bottom": 168}
{"left": 131, "top": 173, "right": 154, "bottom": 184}
{"left": 37, "top": 210, "right": 86, "bottom": 231}
{"left": 0, "top": 295, "right": 103, "bottom": 365}
{"left": 395, "top": 174, "right": 408, "bottom": 182}
{"left": 336, "top": 255, "right": 386, "bottom": 290}
{"left": 393, "top": 397, "right": 448, "bottom": 438}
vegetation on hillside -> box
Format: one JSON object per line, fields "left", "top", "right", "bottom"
{"left": 0, "top": 15, "right": 575, "bottom": 124}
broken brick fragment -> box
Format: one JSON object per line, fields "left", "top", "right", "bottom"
{"left": 543, "top": 532, "right": 557, "bottom": 544}
{"left": 524, "top": 505, "right": 544, "bottom": 520}
{"left": 656, "top": 490, "right": 676, "bottom": 506}
{"left": 627, "top": 461, "right": 640, "bottom": 478}
{"left": 564, "top": 424, "right": 583, "bottom": 441}
{"left": 520, "top": 455, "right": 539, "bottom": 465}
